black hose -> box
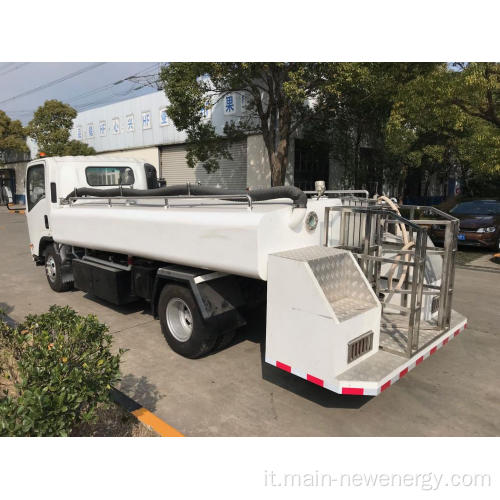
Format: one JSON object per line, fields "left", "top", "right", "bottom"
{"left": 66, "top": 185, "right": 308, "bottom": 208}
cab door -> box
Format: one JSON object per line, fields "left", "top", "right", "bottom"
{"left": 25, "top": 162, "right": 50, "bottom": 259}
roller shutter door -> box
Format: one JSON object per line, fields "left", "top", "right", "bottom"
{"left": 160, "top": 140, "right": 247, "bottom": 189}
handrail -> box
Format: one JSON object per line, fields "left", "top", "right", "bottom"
{"left": 304, "top": 189, "right": 369, "bottom": 199}
{"left": 400, "top": 204, "right": 459, "bottom": 222}
{"left": 323, "top": 203, "right": 458, "bottom": 358}
{"left": 66, "top": 193, "right": 255, "bottom": 210}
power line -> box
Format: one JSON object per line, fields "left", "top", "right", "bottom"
{"left": 0, "top": 63, "right": 30, "bottom": 77}
{"left": 67, "top": 63, "right": 161, "bottom": 105}
{"left": 0, "top": 62, "right": 107, "bottom": 106}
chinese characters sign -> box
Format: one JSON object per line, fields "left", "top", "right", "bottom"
{"left": 127, "top": 114, "right": 134, "bottom": 132}
{"left": 142, "top": 111, "right": 152, "bottom": 130}
{"left": 224, "top": 94, "right": 235, "bottom": 115}
{"left": 160, "top": 108, "right": 168, "bottom": 126}
{"left": 112, "top": 117, "right": 120, "bottom": 135}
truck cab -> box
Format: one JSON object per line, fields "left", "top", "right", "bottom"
{"left": 25, "top": 156, "right": 158, "bottom": 262}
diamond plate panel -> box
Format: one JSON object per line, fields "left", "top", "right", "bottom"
{"left": 272, "top": 246, "right": 378, "bottom": 322}
{"left": 308, "top": 252, "right": 377, "bottom": 320}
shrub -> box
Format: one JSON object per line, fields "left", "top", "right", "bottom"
{"left": 0, "top": 305, "right": 124, "bottom": 436}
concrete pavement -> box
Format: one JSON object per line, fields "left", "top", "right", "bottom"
{"left": 1, "top": 207, "right": 499, "bottom": 436}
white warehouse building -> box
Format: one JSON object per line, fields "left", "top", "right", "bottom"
{"left": 69, "top": 90, "right": 333, "bottom": 191}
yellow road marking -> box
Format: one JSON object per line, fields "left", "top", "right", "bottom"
{"left": 131, "top": 407, "right": 184, "bottom": 437}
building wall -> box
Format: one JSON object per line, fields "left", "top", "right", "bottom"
{"left": 70, "top": 90, "right": 250, "bottom": 153}
{"left": 97, "top": 147, "right": 160, "bottom": 174}
{"left": 246, "top": 134, "right": 271, "bottom": 188}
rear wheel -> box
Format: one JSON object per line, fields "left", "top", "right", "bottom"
{"left": 158, "top": 284, "right": 216, "bottom": 358}
{"left": 213, "top": 330, "right": 236, "bottom": 352}
{"left": 44, "top": 246, "right": 73, "bottom": 292}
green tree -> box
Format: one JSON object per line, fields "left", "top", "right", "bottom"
{"left": 160, "top": 63, "right": 338, "bottom": 186}
{"left": 0, "top": 110, "right": 28, "bottom": 159}
{"left": 386, "top": 63, "right": 500, "bottom": 196}
{"left": 305, "top": 63, "right": 438, "bottom": 193}
{"left": 27, "top": 100, "right": 95, "bottom": 157}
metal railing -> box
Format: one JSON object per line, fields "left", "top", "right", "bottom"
{"left": 323, "top": 202, "right": 459, "bottom": 358}
{"left": 304, "top": 189, "right": 369, "bottom": 199}
{"left": 64, "top": 193, "right": 255, "bottom": 210}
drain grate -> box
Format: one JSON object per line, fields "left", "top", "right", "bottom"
{"left": 347, "top": 331, "right": 374, "bottom": 363}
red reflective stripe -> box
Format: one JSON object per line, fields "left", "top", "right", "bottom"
{"left": 276, "top": 361, "right": 291, "bottom": 372}
{"left": 430, "top": 346, "right": 438, "bottom": 355}
{"left": 381, "top": 380, "right": 391, "bottom": 392}
{"left": 307, "top": 374, "right": 324, "bottom": 387}
{"left": 342, "top": 387, "right": 364, "bottom": 395}
{"left": 442, "top": 337, "right": 449, "bottom": 345}
{"left": 464, "top": 323, "right": 467, "bottom": 329}
{"left": 416, "top": 356, "right": 424, "bottom": 365}
{"left": 454, "top": 329, "right": 460, "bottom": 337}
{"left": 400, "top": 367, "right": 408, "bottom": 378}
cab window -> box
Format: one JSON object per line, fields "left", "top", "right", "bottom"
{"left": 27, "top": 164, "right": 45, "bottom": 211}
{"left": 85, "top": 166, "right": 135, "bottom": 186}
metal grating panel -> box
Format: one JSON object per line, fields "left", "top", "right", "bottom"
{"left": 160, "top": 140, "right": 247, "bottom": 189}
{"left": 348, "top": 331, "right": 374, "bottom": 363}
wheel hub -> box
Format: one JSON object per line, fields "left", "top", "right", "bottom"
{"left": 45, "top": 256, "right": 57, "bottom": 282}
{"left": 166, "top": 297, "right": 193, "bottom": 342}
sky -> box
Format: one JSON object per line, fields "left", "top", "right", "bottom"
{"left": 0, "top": 62, "right": 162, "bottom": 125}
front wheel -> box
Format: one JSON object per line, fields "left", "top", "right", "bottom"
{"left": 44, "top": 246, "right": 73, "bottom": 292}
{"left": 158, "top": 284, "right": 216, "bottom": 358}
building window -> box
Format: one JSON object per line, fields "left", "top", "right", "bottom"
{"left": 126, "top": 114, "right": 135, "bottom": 132}
{"left": 159, "top": 108, "right": 168, "bottom": 126}
{"left": 112, "top": 117, "right": 120, "bottom": 135}
{"left": 99, "top": 121, "right": 106, "bottom": 137}
{"left": 142, "top": 111, "right": 152, "bottom": 130}
{"left": 87, "top": 123, "right": 94, "bottom": 138}
{"left": 76, "top": 126, "right": 83, "bottom": 140}
{"left": 224, "top": 94, "right": 235, "bottom": 115}
{"left": 85, "top": 166, "right": 135, "bottom": 186}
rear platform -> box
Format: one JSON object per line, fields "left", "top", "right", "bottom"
{"left": 267, "top": 310, "right": 467, "bottom": 396}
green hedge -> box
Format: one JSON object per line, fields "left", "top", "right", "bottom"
{"left": 0, "top": 305, "right": 124, "bottom": 436}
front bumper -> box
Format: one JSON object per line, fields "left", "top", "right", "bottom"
{"left": 430, "top": 229, "right": 498, "bottom": 249}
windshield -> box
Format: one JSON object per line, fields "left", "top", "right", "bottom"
{"left": 451, "top": 200, "right": 500, "bottom": 216}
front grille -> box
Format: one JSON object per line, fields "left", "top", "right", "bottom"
{"left": 347, "top": 331, "right": 374, "bottom": 363}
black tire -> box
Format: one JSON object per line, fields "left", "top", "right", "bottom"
{"left": 44, "top": 246, "right": 73, "bottom": 292}
{"left": 213, "top": 330, "right": 236, "bottom": 352}
{"left": 158, "top": 284, "right": 217, "bottom": 358}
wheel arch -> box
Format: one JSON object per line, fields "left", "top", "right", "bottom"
{"left": 37, "top": 236, "right": 54, "bottom": 264}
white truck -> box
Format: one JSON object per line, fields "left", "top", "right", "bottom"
{"left": 24, "top": 156, "right": 466, "bottom": 396}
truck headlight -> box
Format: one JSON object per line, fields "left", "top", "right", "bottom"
{"left": 477, "top": 226, "right": 496, "bottom": 233}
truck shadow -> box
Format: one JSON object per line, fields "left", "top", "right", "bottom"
{"left": 228, "top": 305, "right": 372, "bottom": 410}
{"left": 83, "top": 294, "right": 152, "bottom": 316}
